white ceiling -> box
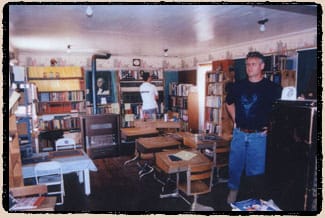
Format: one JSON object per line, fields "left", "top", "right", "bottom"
{"left": 8, "top": 4, "right": 318, "bottom": 58}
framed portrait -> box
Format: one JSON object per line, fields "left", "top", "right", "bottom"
{"left": 86, "top": 70, "right": 115, "bottom": 105}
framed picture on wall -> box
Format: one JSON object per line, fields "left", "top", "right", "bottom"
{"left": 86, "top": 71, "right": 114, "bottom": 105}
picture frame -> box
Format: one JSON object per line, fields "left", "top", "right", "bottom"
{"left": 86, "top": 70, "right": 114, "bottom": 105}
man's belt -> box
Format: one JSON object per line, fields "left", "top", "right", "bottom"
{"left": 238, "top": 127, "right": 267, "bottom": 133}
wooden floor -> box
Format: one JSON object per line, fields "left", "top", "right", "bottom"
{"left": 46, "top": 154, "right": 301, "bottom": 213}
{"left": 53, "top": 155, "right": 232, "bottom": 212}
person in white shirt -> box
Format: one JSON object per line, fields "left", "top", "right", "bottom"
{"left": 139, "top": 72, "right": 158, "bottom": 120}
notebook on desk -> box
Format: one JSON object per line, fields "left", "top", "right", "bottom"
{"left": 172, "top": 150, "right": 197, "bottom": 161}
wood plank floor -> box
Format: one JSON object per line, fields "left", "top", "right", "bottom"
{"left": 43, "top": 154, "right": 305, "bottom": 213}
{"left": 53, "top": 155, "right": 233, "bottom": 212}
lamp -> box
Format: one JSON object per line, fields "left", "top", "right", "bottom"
{"left": 258, "top": 18, "right": 268, "bottom": 32}
{"left": 86, "top": 6, "right": 93, "bottom": 17}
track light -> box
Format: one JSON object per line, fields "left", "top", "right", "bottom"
{"left": 258, "top": 18, "right": 268, "bottom": 32}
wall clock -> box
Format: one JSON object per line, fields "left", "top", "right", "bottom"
{"left": 133, "top": 59, "right": 141, "bottom": 67}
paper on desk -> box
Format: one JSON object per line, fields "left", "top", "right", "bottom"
{"left": 173, "top": 150, "right": 197, "bottom": 161}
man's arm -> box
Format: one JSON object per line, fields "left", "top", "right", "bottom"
{"left": 225, "top": 103, "right": 236, "bottom": 125}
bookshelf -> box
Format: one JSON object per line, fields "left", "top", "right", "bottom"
{"left": 205, "top": 59, "right": 234, "bottom": 138}
{"left": 27, "top": 66, "right": 85, "bottom": 151}
{"left": 119, "top": 69, "right": 164, "bottom": 127}
{"left": 168, "top": 83, "right": 194, "bottom": 131}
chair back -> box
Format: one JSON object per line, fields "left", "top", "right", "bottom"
{"left": 55, "top": 138, "right": 76, "bottom": 151}
{"left": 215, "top": 146, "right": 230, "bottom": 167}
{"left": 184, "top": 162, "right": 214, "bottom": 195}
{"left": 34, "top": 161, "right": 63, "bottom": 178}
{"left": 34, "top": 161, "right": 64, "bottom": 205}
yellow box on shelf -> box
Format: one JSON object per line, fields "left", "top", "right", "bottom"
{"left": 28, "top": 66, "right": 82, "bottom": 78}
{"left": 33, "top": 79, "right": 81, "bottom": 92}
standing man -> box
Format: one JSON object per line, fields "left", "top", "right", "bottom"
{"left": 140, "top": 72, "right": 158, "bottom": 119}
{"left": 225, "top": 51, "right": 282, "bottom": 204}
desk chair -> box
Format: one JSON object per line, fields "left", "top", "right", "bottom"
{"left": 178, "top": 162, "right": 214, "bottom": 211}
{"left": 34, "top": 161, "right": 65, "bottom": 205}
{"left": 214, "top": 146, "right": 230, "bottom": 183}
{"left": 203, "top": 143, "right": 230, "bottom": 184}
{"left": 55, "top": 138, "right": 77, "bottom": 151}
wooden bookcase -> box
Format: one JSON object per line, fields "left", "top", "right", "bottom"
{"left": 27, "top": 66, "right": 85, "bottom": 151}
{"left": 205, "top": 59, "right": 234, "bottom": 139}
{"left": 28, "top": 66, "right": 86, "bottom": 115}
{"left": 168, "top": 83, "right": 194, "bottom": 131}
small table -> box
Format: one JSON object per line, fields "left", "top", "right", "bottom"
{"left": 120, "top": 127, "right": 159, "bottom": 141}
{"left": 22, "top": 149, "right": 97, "bottom": 196}
{"left": 134, "top": 136, "right": 181, "bottom": 178}
{"left": 155, "top": 149, "right": 212, "bottom": 198}
{"left": 134, "top": 119, "right": 182, "bottom": 130}
{"left": 121, "top": 128, "right": 159, "bottom": 165}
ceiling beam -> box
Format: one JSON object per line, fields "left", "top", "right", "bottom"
{"left": 256, "top": 5, "right": 317, "bottom": 16}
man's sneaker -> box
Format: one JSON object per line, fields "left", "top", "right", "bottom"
{"left": 227, "top": 189, "right": 238, "bottom": 204}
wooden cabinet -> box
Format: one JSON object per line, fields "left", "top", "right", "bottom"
{"left": 81, "top": 114, "right": 120, "bottom": 159}
{"left": 205, "top": 59, "right": 234, "bottom": 139}
{"left": 9, "top": 114, "right": 24, "bottom": 188}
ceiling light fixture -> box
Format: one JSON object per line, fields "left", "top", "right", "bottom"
{"left": 164, "top": 49, "right": 168, "bottom": 57}
{"left": 67, "top": 44, "right": 71, "bottom": 53}
{"left": 258, "top": 18, "right": 268, "bottom": 32}
{"left": 86, "top": 6, "right": 93, "bottom": 17}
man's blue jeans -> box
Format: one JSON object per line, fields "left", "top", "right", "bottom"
{"left": 228, "top": 128, "right": 267, "bottom": 190}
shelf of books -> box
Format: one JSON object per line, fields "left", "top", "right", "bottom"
{"left": 168, "top": 83, "right": 194, "bottom": 131}
{"left": 27, "top": 66, "right": 85, "bottom": 152}
{"left": 205, "top": 59, "right": 234, "bottom": 138}
{"left": 205, "top": 70, "right": 224, "bottom": 135}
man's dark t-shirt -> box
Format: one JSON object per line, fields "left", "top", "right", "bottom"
{"left": 225, "top": 78, "right": 282, "bottom": 130}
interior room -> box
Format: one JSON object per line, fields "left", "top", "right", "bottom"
{"left": 5, "top": 3, "right": 321, "bottom": 213}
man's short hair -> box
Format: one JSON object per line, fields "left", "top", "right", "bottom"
{"left": 246, "top": 51, "right": 265, "bottom": 63}
{"left": 142, "top": 72, "right": 150, "bottom": 81}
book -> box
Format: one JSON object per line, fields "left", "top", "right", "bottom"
{"left": 230, "top": 199, "right": 281, "bottom": 211}
{"left": 172, "top": 150, "right": 197, "bottom": 161}
{"left": 10, "top": 196, "right": 45, "bottom": 211}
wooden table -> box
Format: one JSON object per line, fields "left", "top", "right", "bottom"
{"left": 120, "top": 127, "right": 159, "bottom": 141}
{"left": 134, "top": 119, "right": 182, "bottom": 129}
{"left": 155, "top": 149, "right": 211, "bottom": 174}
{"left": 136, "top": 136, "right": 181, "bottom": 154}
{"left": 121, "top": 128, "right": 159, "bottom": 165}
{"left": 132, "top": 136, "right": 181, "bottom": 178}
{"left": 176, "top": 132, "right": 230, "bottom": 167}
{"left": 155, "top": 149, "right": 212, "bottom": 198}
{"left": 9, "top": 185, "right": 57, "bottom": 211}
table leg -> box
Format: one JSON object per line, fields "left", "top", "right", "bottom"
{"left": 159, "top": 172, "right": 180, "bottom": 199}
{"left": 78, "top": 171, "right": 84, "bottom": 183}
{"left": 84, "top": 169, "right": 91, "bottom": 195}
